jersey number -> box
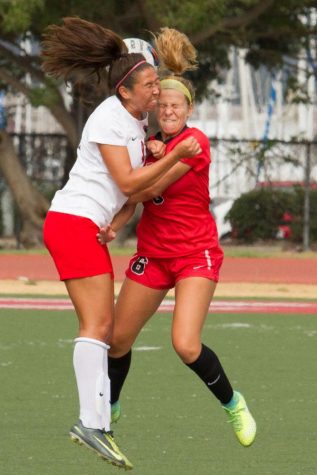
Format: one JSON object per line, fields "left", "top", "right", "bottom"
{"left": 131, "top": 256, "right": 148, "bottom": 275}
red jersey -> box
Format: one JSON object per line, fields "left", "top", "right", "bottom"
{"left": 136, "top": 127, "right": 220, "bottom": 258}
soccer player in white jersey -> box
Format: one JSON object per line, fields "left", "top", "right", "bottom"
{"left": 41, "top": 17, "right": 201, "bottom": 469}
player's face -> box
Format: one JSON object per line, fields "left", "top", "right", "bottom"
{"left": 122, "top": 66, "right": 160, "bottom": 118}
{"left": 157, "top": 89, "right": 193, "bottom": 139}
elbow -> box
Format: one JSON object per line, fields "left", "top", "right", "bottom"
{"left": 121, "top": 187, "right": 135, "bottom": 197}
{"left": 117, "top": 176, "right": 139, "bottom": 196}
{"left": 119, "top": 183, "right": 136, "bottom": 197}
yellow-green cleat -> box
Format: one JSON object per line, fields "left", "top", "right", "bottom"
{"left": 111, "top": 401, "right": 122, "bottom": 424}
{"left": 223, "top": 392, "right": 256, "bottom": 447}
{"left": 70, "top": 419, "right": 132, "bottom": 470}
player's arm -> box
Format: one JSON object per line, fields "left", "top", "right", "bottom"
{"left": 97, "top": 203, "right": 136, "bottom": 244}
{"left": 98, "top": 137, "right": 200, "bottom": 196}
{"left": 127, "top": 161, "right": 191, "bottom": 203}
{"left": 110, "top": 203, "right": 136, "bottom": 232}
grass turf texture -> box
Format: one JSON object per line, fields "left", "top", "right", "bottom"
{"left": 0, "top": 309, "right": 316, "bottom": 475}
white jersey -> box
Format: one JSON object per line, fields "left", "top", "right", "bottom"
{"left": 50, "top": 95, "right": 148, "bottom": 226}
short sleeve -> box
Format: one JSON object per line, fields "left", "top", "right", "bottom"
{"left": 180, "top": 129, "right": 211, "bottom": 172}
{"left": 87, "top": 107, "right": 128, "bottom": 146}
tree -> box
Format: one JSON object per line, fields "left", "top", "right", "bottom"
{"left": 0, "top": 0, "right": 316, "bottom": 246}
{"left": 0, "top": 130, "right": 49, "bottom": 247}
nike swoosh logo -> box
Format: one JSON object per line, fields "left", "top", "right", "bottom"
{"left": 131, "top": 137, "right": 137, "bottom": 141}
{"left": 93, "top": 436, "right": 123, "bottom": 461}
{"left": 193, "top": 265, "right": 205, "bottom": 270}
{"left": 99, "top": 392, "right": 104, "bottom": 397}
{"left": 207, "top": 374, "right": 221, "bottom": 386}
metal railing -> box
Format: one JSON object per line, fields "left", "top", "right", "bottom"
{"left": 1, "top": 133, "right": 316, "bottom": 248}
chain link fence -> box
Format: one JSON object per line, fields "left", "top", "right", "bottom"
{"left": 1, "top": 133, "right": 316, "bottom": 247}
{"left": 209, "top": 138, "right": 317, "bottom": 199}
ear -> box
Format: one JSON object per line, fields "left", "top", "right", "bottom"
{"left": 117, "top": 85, "right": 131, "bottom": 100}
{"left": 187, "top": 103, "right": 194, "bottom": 118}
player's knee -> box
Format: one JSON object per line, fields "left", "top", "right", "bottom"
{"left": 109, "top": 332, "right": 132, "bottom": 358}
{"left": 80, "top": 318, "right": 113, "bottom": 343}
{"left": 172, "top": 336, "right": 200, "bottom": 364}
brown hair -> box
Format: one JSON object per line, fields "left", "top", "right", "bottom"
{"left": 41, "top": 17, "right": 153, "bottom": 94}
{"left": 154, "top": 27, "right": 197, "bottom": 102}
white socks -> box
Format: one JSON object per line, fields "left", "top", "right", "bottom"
{"left": 73, "top": 337, "right": 111, "bottom": 431}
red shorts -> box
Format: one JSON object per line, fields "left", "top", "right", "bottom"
{"left": 43, "top": 211, "right": 113, "bottom": 280}
{"left": 125, "top": 247, "right": 224, "bottom": 290}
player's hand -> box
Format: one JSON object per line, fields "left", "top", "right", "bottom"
{"left": 173, "top": 137, "right": 202, "bottom": 159}
{"left": 96, "top": 224, "right": 116, "bottom": 244}
{"left": 146, "top": 140, "right": 166, "bottom": 159}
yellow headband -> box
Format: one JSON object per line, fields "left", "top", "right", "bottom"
{"left": 160, "top": 78, "right": 192, "bottom": 104}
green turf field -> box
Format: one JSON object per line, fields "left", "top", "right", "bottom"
{"left": 0, "top": 308, "right": 316, "bottom": 475}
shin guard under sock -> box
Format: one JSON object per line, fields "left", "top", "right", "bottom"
{"left": 108, "top": 350, "right": 132, "bottom": 404}
{"left": 73, "top": 337, "right": 110, "bottom": 430}
{"left": 186, "top": 344, "right": 233, "bottom": 404}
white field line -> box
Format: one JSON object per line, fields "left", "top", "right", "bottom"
{"left": 0, "top": 297, "right": 316, "bottom": 313}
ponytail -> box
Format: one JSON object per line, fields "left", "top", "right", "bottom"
{"left": 41, "top": 16, "right": 153, "bottom": 98}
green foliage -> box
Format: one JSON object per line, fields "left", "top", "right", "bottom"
{"left": 28, "top": 84, "right": 61, "bottom": 108}
{"left": 0, "top": 0, "right": 44, "bottom": 34}
{"left": 35, "top": 181, "right": 59, "bottom": 202}
{"left": 0, "top": 0, "right": 316, "bottom": 104}
{"left": 151, "top": 0, "right": 225, "bottom": 33}
{"left": 226, "top": 187, "right": 317, "bottom": 243}
{"left": 145, "top": 1, "right": 317, "bottom": 100}
{"left": 286, "top": 76, "right": 313, "bottom": 105}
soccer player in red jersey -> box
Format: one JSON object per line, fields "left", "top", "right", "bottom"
{"left": 99, "top": 28, "right": 257, "bottom": 449}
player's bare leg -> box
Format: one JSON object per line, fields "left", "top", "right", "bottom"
{"left": 109, "top": 278, "right": 167, "bottom": 421}
{"left": 172, "top": 277, "right": 256, "bottom": 447}
{"left": 65, "top": 273, "right": 114, "bottom": 341}
{"left": 172, "top": 277, "right": 216, "bottom": 363}
{"left": 110, "top": 278, "right": 168, "bottom": 357}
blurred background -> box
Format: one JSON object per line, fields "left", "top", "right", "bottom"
{"left": 0, "top": 0, "right": 316, "bottom": 250}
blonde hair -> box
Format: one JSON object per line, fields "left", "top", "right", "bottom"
{"left": 153, "top": 27, "right": 197, "bottom": 103}
{"left": 154, "top": 27, "right": 197, "bottom": 75}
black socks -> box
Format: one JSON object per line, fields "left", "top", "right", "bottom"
{"left": 109, "top": 345, "right": 233, "bottom": 406}
{"left": 186, "top": 344, "right": 233, "bottom": 405}
{"left": 108, "top": 350, "right": 132, "bottom": 404}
